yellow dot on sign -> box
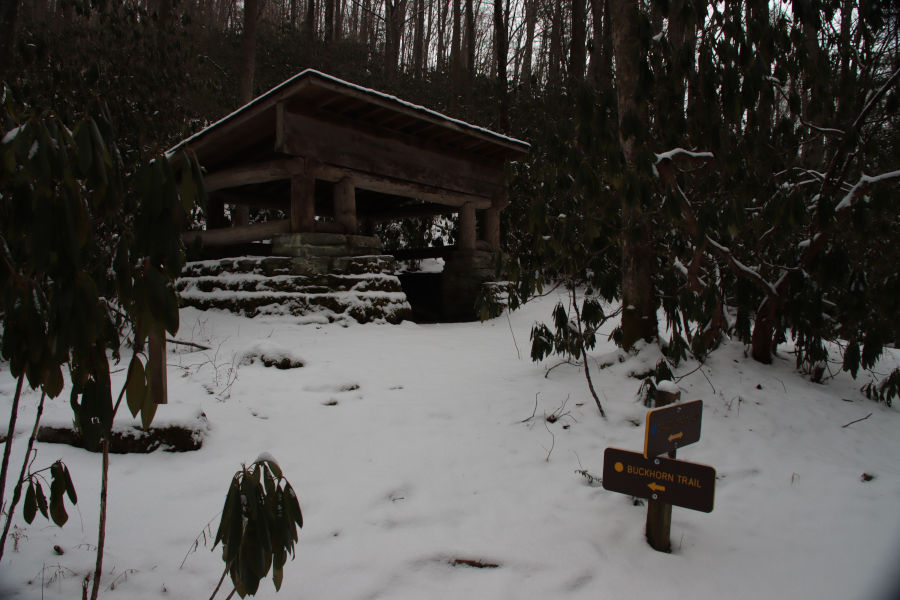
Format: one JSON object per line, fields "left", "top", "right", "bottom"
{"left": 614, "top": 462, "right": 624, "bottom": 473}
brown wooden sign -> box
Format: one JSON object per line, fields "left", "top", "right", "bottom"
{"left": 644, "top": 399, "right": 703, "bottom": 458}
{"left": 602, "top": 448, "right": 716, "bottom": 513}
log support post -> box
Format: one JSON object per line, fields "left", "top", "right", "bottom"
{"left": 334, "top": 177, "right": 357, "bottom": 233}
{"left": 232, "top": 205, "right": 249, "bottom": 227}
{"left": 458, "top": 202, "right": 476, "bottom": 251}
{"left": 290, "top": 172, "right": 316, "bottom": 232}
{"left": 482, "top": 207, "right": 500, "bottom": 250}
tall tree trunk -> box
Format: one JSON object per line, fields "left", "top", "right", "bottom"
{"left": 306, "top": 0, "right": 317, "bottom": 43}
{"left": 292, "top": 0, "right": 301, "bottom": 29}
{"left": 384, "top": 0, "right": 408, "bottom": 76}
{"left": 521, "top": 0, "right": 536, "bottom": 90}
{"left": 361, "top": 0, "right": 372, "bottom": 44}
{"left": 494, "top": 0, "right": 509, "bottom": 129}
{"left": 239, "top": 0, "right": 259, "bottom": 104}
{"left": 608, "top": 0, "right": 657, "bottom": 348}
{"left": 437, "top": 0, "right": 447, "bottom": 70}
{"left": 548, "top": 0, "right": 563, "bottom": 88}
{"left": 0, "top": 0, "right": 20, "bottom": 79}
{"left": 335, "top": 0, "right": 343, "bottom": 41}
{"left": 324, "top": 0, "right": 334, "bottom": 43}
{"left": 413, "top": 0, "right": 425, "bottom": 77}
{"left": 464, "top": 0, "right": 475, "bottom": 81}
{"left": 570, "top": 0, "right": 586, "bottom": 84}
{"left": 587, "top": 0, "right": 605, "bottom": 85}
{"left": 451, "top": 0, "right": 462, "bottom": 93}
{"left": 349, "top": 0, "right": 358, "bottom": 39}
{"left": 236, "top": 0, "right": 259, "bottom": 228}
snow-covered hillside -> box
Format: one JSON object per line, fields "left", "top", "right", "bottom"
{"left": 1, "top": 292, "right": 898, "bottom": 600}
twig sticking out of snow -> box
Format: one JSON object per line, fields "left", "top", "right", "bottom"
{"left": 841, "top": 413, "right": 872, "bottom": 428}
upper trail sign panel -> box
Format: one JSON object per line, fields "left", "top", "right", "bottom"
{"left": 644, "top": 399, "right": 703, "bottom": 458}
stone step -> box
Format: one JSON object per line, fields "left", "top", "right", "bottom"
{"left": 181, "top": 254, "right": 400, "bottom": 278}
{"left": 177, "top": 255, "right": 411, "bottom": 324}
{"left": 178, "top": 289, "right": 411, "bottom": 324}
{"left": 176, "top": 272, "right": 403, "bottom": 295}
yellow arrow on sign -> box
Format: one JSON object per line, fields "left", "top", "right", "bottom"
{"left": 648, "top": 482, "right": 666, "bottom": 492}
{"left": 668, "top": 431, "right": 684, "bottom": 443}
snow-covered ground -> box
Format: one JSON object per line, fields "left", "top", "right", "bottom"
{"left": 1, "top": 291, "right": 899, "bottom": 600}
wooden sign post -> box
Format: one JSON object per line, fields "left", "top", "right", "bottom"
{"left": 602, "top": 396, "right": 714, "bottom": 553}
{"left": 646, "top": 392, "right": 677, "bottom": 552}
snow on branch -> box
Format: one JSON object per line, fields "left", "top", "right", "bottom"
{"left": 704, "top": 235, "right": 779, "bottom": 298}
{"left": 835, "top": 170, "right": 900, "bottom": 212}
{"left": 853, "top": 67, "right": 900, "bottom": 131}
{"left": 655, "top": 148, "right": 714, "bottom": 164}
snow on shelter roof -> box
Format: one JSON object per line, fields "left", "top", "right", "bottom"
{"left": 167, "top": 69, "right": 530, "bottom": 166}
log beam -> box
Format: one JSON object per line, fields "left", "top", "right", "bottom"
{"left": 203, "top": 158, "right": 299, "bottom": 192}
{"left": 181, "top": 219, "right": 291, "bottom": 246}
{"left": 310, "top": 162, "right": 491, "bottom": 209}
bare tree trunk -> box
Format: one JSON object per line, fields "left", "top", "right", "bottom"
{"left": 236, "top": 0, "right": 259, "bottom": 228}
{"left": 384, "top": 0, "right": 408, "bottom": 76}
{"left": 464, "top": 0, "right": 475, "bottom": 81}
{"left": 335, "top": 0, "right": 343, "bottom": 41}
{"left": 608, "top": 0, "right": 657, "bottom": 348}
{"left": 520, "top": 0, "right": 536, "bottom": 90}
{"left": 451, "top": 0, "right": 462, "bottom": 93}
{"left": 292, "top": 0, "right": 300, "bottom": 29}
{"left": 437, "top": 0, "right": 447, "bottom": 69}
{"left": 569, "top": 0, "right": 586, "bottom": 83}
{"left": 306, "top": 0, "right": 317, "bottom": 43}
{"left": 348, "top": 0, "right": 358, "bottom": 38}
{"left": 587, "top": 0, "right": 612, "bottom": 87}
{"left": 413, "top": 0, "right": 425, "bottom": 77}
{"left": 324, "top": 0, "right": 334, "bottom": 43}
{"left": 0, "top": 0, "right": 20, "bottom": 79}
{"left": 548, "top": 0, "right": 563, "bottom": 88}
{"left": 360, "top": 0, "right": 371, "bottom": 44}
{"left": 494, "top": 0, "right": 509, "bottom": 129}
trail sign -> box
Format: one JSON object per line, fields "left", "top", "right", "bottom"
{"left": 644, "top": 399, "right": 703, "bottom": 458}
{"left": 602, "top": 447, "right": 716, "bottom": 513}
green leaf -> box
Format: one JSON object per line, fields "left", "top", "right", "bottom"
{"left": 62, "top": 463, "right": 77, "bottom": 504}
{"left": 126, "top": 355, "right": 146, "bottom": 418}
{"left": 49, "top": 465, "right": 69, "bottom": 527}
{"left": 42, "top": 364, "right": 64, "bottom": 398}
{"left": 24, "top": 482, "right": 37, "bottom": 524}
{"left": 35, "top": 481, "right": 48, "bottom": 519}
{"left": 843, "top": 341, "right": 861, "bottom": 379}
{"left": 284, "top": 484, "right": 303, "bottom": 529}
{"left": 214, "top": 476, "right": 240, "bottom": 550}
{"left": 140, "top": 397, "right": 157, "bottom": 430}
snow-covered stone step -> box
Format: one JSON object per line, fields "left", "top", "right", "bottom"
{"left": 178, "top": 288, "right": 411, "bottom": 323}
{"left": 177, "top": 255, "right": 412, "bottom": 324}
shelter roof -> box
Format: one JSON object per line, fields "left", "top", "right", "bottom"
{"left": 167, "top": 69, "right": 530, "bottom": 169}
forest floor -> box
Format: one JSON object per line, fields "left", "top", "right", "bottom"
{"left": 1, "top": 290, "right": 899, "bottom": 600}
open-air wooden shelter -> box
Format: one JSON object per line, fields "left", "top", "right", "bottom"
{"left": 171, "top": 69, "right": 529, "bottom": 322}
